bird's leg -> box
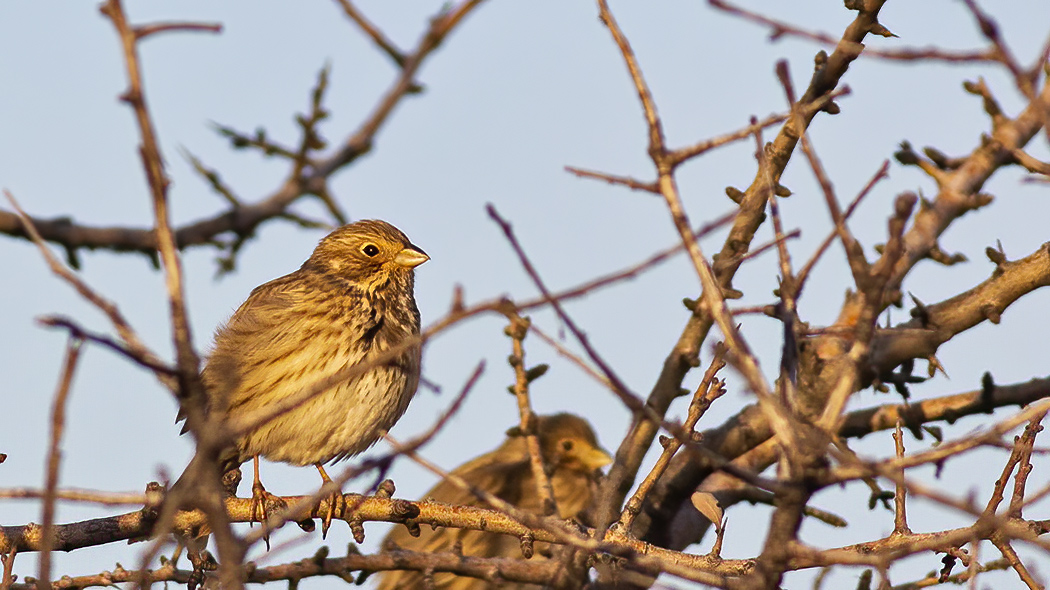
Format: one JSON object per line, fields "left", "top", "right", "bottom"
{"left": 248, "top": 455, "right": 266, "bottom": 524}
{"left": 248, "top": 455, "right": 287, "bottom": 549}
{"left": 315, "top": 463, "right": 345, "bottom": 539}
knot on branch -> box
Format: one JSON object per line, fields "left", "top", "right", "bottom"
{"left": 813, "top": 49, "right": 827, "bottom": 71}
{"left": 375, "top": 479, "right": 397, "bottom": 499}
{"left": 503, "top": 315, "right": 531, "bottom": 341}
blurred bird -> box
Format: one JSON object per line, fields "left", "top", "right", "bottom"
{"left": 182, "top": 219, "right": 428, "bottom": 538}
{"left": 376, "top": 413, "right": 612, "bottom": 590}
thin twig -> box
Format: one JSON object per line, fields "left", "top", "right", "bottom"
{"left": 1008, "top": 413, "right": 1046, "bottom": 519}
{"left": 730, "top": 229, "right": 801, "bottom": 266}
{"left": 517, "top": 209, "right": 738, "bottom": 311}
{"left": 504, "top": 314, "right": 558, "bottom": 516}
{"left": 779, "top": 60, "right": 871, "bottom": 293}
{"left": 794, "top": 160, "right": 889, "bottom": 298}
{"left": 37, "top": 337, "right": 84, "bottom": 590}
{"left": 620, "top": 344, "right": 727, "bottom": 530}
{"left": 563, "top": 167, "right": 658, "bottom": 193}
{"left": 0, "top": 489, "right": 148, "bottom": 506}
{"left": 890, "top": 421, "right": 911, "bottom": 536}
{"left": 36, "top": 316, "right": 175, "bottom": 376}
{"left": 709, "top": 0, "right": 994, "bottom": 64}
{"left": 333, "top": 0, "right": 408, "bottom": 67}
{"left": 749, "top": 105, "right": 800, "bottom": 408}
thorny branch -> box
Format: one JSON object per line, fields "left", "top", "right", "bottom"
{"left": 5, "top": 1, "right": 1050, "bottom": 589}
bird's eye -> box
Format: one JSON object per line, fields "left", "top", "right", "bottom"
{"left": 561, "top": 440, "right": 575, "bottom": 452}
{"left": 362, "top": 244, "right": 380, "bottom": 257}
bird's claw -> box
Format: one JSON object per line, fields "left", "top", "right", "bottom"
{"left": 249, "top": 479, "right": 287, "bottom": 549}
{"left": 320, "top": 488, "right": 345, "bottom": 539}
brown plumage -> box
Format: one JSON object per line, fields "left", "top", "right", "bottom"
{"left": 376, "top": 413, "right": 612, "bottom": 590}
{"left": 188, "top": 219, "right": 428, "bottom": 536}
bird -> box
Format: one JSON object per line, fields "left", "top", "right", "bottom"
{"left": 182, "top": 219, "right": 428, "bottom": 539}
{"left": 376, "top": 413, "right": 612, "bottom": 590}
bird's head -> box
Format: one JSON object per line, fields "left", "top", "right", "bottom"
{"left": 526, "top": 413, "right": 612, "bottom": 474}
{"left": 307, "top": 219, "right": 429, "bottom": 293}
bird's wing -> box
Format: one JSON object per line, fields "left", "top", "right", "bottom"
{"left": 430, "top": 456, "right": 531, "bottom": 509}
{"left": 177, "top": 275, "right": 306, "bottom": 433}
{"left": 204, "top": 271, "right": 356, "bottom": 415}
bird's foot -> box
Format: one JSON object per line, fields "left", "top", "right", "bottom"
{"left": 249, "top": 479, "right": 287, "bottom": 550}
{"left": 314, "top": 463, "right": 347, "bottom": 539}
{"left": 184, "top": 544, "right": 217, "bottom": 590}
{"left": 319, "top": 486, "right": 345, "bottom": 539}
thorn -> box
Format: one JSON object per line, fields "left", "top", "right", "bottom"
{"left": 524, "top": 364, "right": 549, "bottom": 382}
{"left": 450, "top": 284, "right": 465, "bottom": 313}
{"left": 908, "top": 293, "right": 930, "bottom": 326}
{"left": 926, "top": 355, "right": 948, "bottom": 378}
{"left": 725, "top": 186, "right": 745, "bottom": 204}
{"left": 868, "top": 22, "right": 897, "bottom": 38}
{"left": 721, "top": 287, "right": 744, "bottom": 300}
{"left": 980, "top": 372, "right": 996, "bottom": 410}
{"left": 311, "top": 546, "right": 329, "bottom": 566}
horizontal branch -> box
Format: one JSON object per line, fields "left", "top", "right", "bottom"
{"left": 6, "top": 549, "right": 559, "bottom": 590}
{"left": 871, "top": 241, "right": 1050, "bottom": 373}
{"left": 0, "top": 493, "right": 753, "bottom": 584}
{"left": 787, "top": 517, "right": 1050, "bottom": 570}
{"left": 0, "top": 182, "right": 309, "bottom": 258}
{"left": 840, "top": 375, "right": 1050, "bottom": 439}
{"left": 0, "top": 488, "right": 147, "bottom": 506}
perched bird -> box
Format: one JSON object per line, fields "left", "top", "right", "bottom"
{"left": 185, "top": 219, "right": 428, "bottom": 537}
{"left": 376, "top": 413, "right": 612, "bottom": 590}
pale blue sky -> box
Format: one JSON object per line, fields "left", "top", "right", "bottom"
{"left": 2, "top": 1, "right": 1048, "bottom": 588}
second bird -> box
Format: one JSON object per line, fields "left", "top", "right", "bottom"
{"left": 377, "top": 413, "right": 612, "bottom": 590}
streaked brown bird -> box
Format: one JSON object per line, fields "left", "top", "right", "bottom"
{"left": 376, "top": 413, "right": 612, "bottom": 590}
{"left": 186, "top": 219, "right": 428, "bottom": 537}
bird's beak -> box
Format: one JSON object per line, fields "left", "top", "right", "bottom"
{"left": 583, "top": 446, "right": 614, "bottom": 471}
{"left": 394, "top": 245, "right": 429, "bottom": 268}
